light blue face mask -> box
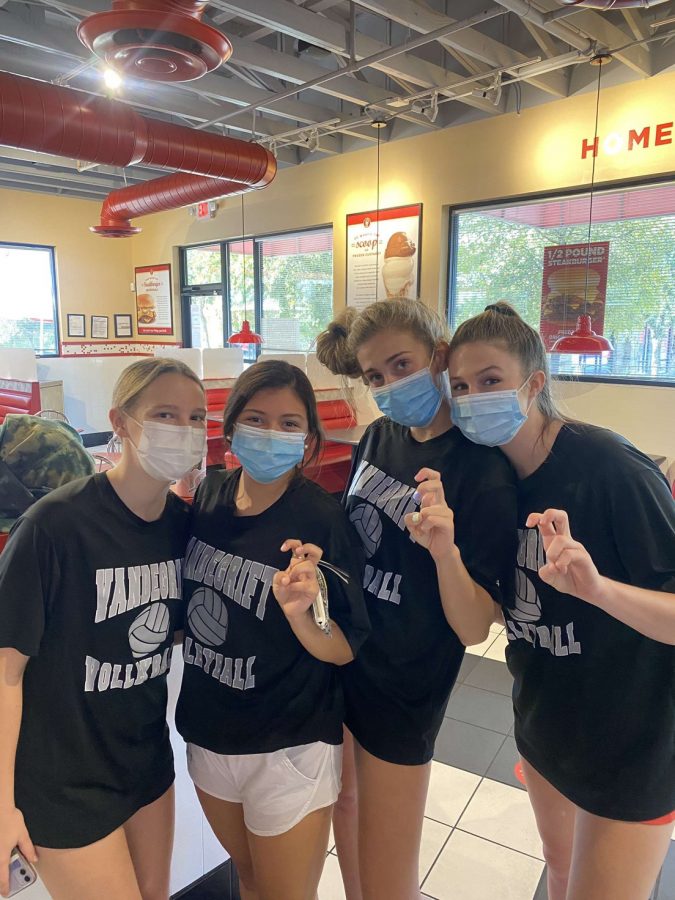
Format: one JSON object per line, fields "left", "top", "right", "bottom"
{"left": 231, "top": 423, "right": 306, "bottom": 484}
{"left": 371, "top": 366, "right": 449, "bottom": 428}
{"left": 450, "top": 377, "right": 534, "bottom": 447}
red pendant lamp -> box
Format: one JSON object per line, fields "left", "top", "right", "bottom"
{"left": 229, "top": 194, "right": 262, "bottom": 346}
{"left": 551, "top": 54, "right": 613, "bottom": 355}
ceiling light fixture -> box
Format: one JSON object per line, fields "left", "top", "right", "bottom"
{"left": 103, "top": 68, "right": 122, "bottom": 90}
{"left": 551, "top": 53, "right": 613, "bottom": 355}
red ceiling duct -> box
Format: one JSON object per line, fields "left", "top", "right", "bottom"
{"left": 558, "top": 0, "right": 669, "bottom": 8}
{"left": 78, "top": 1, "right": 232, "bottom": 82}
{"left": 0, "top": 71, "right": 277, "bottom": 236}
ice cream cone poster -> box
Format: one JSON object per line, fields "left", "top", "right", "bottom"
{"left": 134, "top": 264, "right": 173, "bottom": 336}
{"left": 346, "top": 204, "right": 422, "bottom": 309}
{"left": 540, "top": 242, "right": 610, "bottom": 351}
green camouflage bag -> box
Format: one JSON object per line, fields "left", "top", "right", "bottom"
{"left": 0, "top": 414, "right": 95, "bottom": 532}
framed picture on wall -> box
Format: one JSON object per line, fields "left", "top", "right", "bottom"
{"left": 67, "top": 313, "right": 86, "bottom": 338}
{"left": 134, "top": 263, "right": 174, "bottom": 335}
{"left": 346, "top": 203, "right": 422, "bottom": 311}
{"left": 114, "top": 314, "right": 133, "bottom": 338}
{"left": 91, "top": 315, "right": 109, "bottom": 340}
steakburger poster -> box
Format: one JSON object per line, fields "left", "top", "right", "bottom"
{"left": 134, "top": 264, "right": 173, "bottom": 336}
{"left": 346, "top": 204, "right": 422, "bottom": 310}
{"left": 540, "top": 242, "right": 610, "bottom": 351}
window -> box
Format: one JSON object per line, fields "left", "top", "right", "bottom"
{"left": 0, "top": 243, "right": 59, "bottom": 356}
{"left": 449, "top": 182, "right": 675, "bottom": 384}
{"left": 180, "top": 226, "right": 333, "bottom": 357}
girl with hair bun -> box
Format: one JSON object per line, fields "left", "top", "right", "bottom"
{"left": 448, "top": 302, "right": 675, "bottom": 900}
{"left": 316, "top": 299, "right": 517, "bottom": 900}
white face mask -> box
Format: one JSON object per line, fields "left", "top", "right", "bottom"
{"left": 129, "top": 418, "right": 206, "bottom": 483}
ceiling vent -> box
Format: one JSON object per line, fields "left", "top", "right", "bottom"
{"left": 78, "top": 1, "right": 232, "bottom": 82}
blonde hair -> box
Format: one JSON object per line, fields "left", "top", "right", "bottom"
{"left": 316, "top": 300, "right": 450, "bottom": 378}
{"left": 112, "top": 358, "right": 204, "bottom": 413}
{"left": 449, "top": 301, "right": 562, "bottom": 421}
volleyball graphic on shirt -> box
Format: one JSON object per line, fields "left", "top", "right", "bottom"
{"left": 510, "top": 568, "right": 542, "bottom": 623}
{"left": 187, "top": 587, "right": 229, "bottom": 646}
{"left": 128, "top": 602, "right": 170, "bottom": 659}
{"left": 349, "top": 503, "right": 383, "bottom": 558}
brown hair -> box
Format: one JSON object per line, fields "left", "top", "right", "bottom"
{"left": 112, "top": 357, "right": 204, "bottom": 413}
{"left": 449, "top": 301, "right": 562, "bottom": 421}
{"left": 316, "top": 299, "right": 450, "bottom": 378}
{"left": 223, "top": 360, "right": 323, "bottom": 467}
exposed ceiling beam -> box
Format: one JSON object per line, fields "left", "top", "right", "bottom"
{"left": 211, "top": 0, "right": 504, "bottom": 114}
{"left": 0, "top": 9, "right": 344, "bottom": 128}
{"left": 244, "top": 0, "right": 343, "bottom": 42}
{"left": 5, "top": 0, "right": 499, "bottom": 117}
{"left": 521, "top": 18, "right": 559, "bottom": 59}
{"left": 352, "top": 0, "right": 569, "bottom": 97}
{"left": 544, "top": 3, "right": 652, "bottom": 76}
{"left": 496, "top": 1, "right": 651, "bottom": 77}
{"left": 0, "top": 147, "right": 157, "bottom": 180}
{"left": 0, "top": 160, "right": 126, "bottom": 189}
{"left": 0, "top": 170, "right": 109, "bottom": 197}
{"left": 228, "top": 35, "right": 449, "bottom": 126}
{"left": 621, "top": 8, "right": 650, "bottom": 43}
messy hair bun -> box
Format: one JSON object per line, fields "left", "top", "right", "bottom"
{"left": 316, "top": 307, "right": 362, "bottom": 378}
{"left": 316, "top": 299, "right": 449, "bottom": 380}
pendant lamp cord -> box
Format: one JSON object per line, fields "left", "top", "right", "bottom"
{"left": 375, "top": 128, "right": 381, "bottom": 301}
{"left": 584, "top": 60, "right": 603, "bottom": 315}
{"left": 241, "top": 193, "right": 248, "bottom": 321}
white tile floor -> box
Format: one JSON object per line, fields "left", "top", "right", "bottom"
{"left": 318, "top": 762, "right": 546, "bottom": 900}
{"left": 317, "top": 622, "right": 545, "bottom": 900}
{"left": 317, "top": 627, "right": 675, "bottom": 900}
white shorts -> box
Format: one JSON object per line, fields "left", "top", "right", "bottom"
{"left": 187, "top": 741, "right": 342, "bottom": 837}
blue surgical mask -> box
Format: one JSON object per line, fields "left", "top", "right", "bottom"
{"left": 231, "top": 423, "right": 306, "bottom": 484}
{"left": 372, "top": 367, "right": 449, "bottom": 428}
{"left": 450, "top": 377, "right": 534, "bottom": 447}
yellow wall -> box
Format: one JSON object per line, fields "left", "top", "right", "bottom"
{"left": 0, "top": 189, "right": 178, "bottom": 344}
{"left": 128, "top": 69, "right": 675, "bottom": 456}
{"left": 131, "top": 68, "right": 675, "bottom": 326}
{"left": 0, "top": 70, "right": 673, "bottom": 452}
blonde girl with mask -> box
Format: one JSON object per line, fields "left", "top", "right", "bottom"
{"left": 0, "top": 358, "right": 206, "bottom": 900}
{"left": 448, "top": 302, "right": 675, "bottom": 900}
{"left": 316, "top": 299, "right": 517, "bottom": 900}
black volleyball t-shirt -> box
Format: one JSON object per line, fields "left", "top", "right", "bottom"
{"left": 342, "top": 417, "right": 518, "bottom": 765}
{"left": 507, "top": 423, "right": 675, "bottom": 821}
{"left": 0, "top": 473, "right": 190, "bottom": 848}
{"left": 175, "top": 469, "right": 370, "bottom": 755}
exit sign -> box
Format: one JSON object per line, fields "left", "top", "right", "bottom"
{"left": 192, "top": 200, "right": 218, "bottom": 219}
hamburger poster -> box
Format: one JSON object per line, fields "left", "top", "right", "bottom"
{"left": 346, "top": 204, "right": 422, "bottom": 310}
{"left": 539, "top": 242, "right": 610, "bottom": 351}
{"left": 134, "top": 264, "right": 173, "bottom": 336}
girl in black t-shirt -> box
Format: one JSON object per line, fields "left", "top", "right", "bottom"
{"left": 175, "top": 360, "right": 369, "bottom": 900}
{"left": 0, "top": 358, "right": 206, "bottom": 900}
{"left": 316, "top": 300, "right": 517, "bottom": 900}
{"left": 448, "top": 302, "right": 675, "bottom": 900}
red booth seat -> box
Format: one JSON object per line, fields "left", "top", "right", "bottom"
{"left": 205, "top": 383, "right": 356, "bottom": 494}
{"left": 0, "top": 379, "right": 41, "bottom": 424}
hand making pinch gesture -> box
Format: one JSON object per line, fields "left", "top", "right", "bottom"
{"left": 526, "top": 508, "right": 603, "bottom": 604}
{"left": 272, "top": 539, "right": 324, "bottom": 620}
{"left": 404, "top": 467, "right": 456, "bottom": 563}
